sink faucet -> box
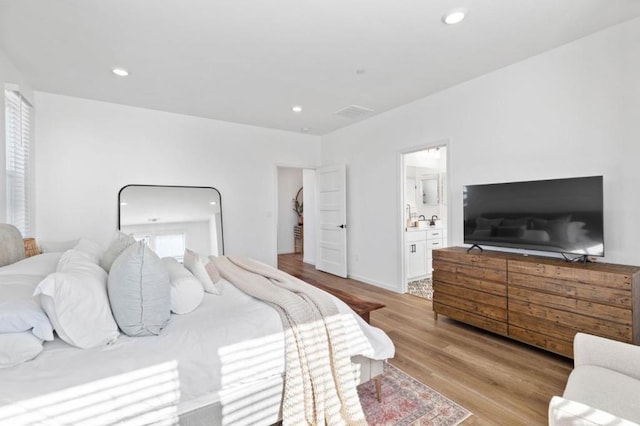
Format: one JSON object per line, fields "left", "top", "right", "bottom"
{"left": 429, "top": 215, "right": 438, "bottom": 226}
{"left": 418, "top": 215, "right": 426, "bottom": 220}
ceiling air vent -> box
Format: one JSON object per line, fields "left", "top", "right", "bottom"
{"left": 333, "top": 105, "right": 374, "bottom": 119}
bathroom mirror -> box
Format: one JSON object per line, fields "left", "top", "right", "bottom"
{"left": 421, "top": 174, "right": 440, "bottom": 205}
{"left": 118, "top": 185, "right": 223, "bottom": 260}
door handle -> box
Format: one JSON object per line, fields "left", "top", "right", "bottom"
{"left": 337, "top": 224, "right": 346, "bottom": 229}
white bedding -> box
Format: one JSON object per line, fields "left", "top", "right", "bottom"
{"left": 0, "top": 253, "right": 62, "bottom": 277}
{"left": 0, "top": 253, "right": 62, "bottom": 342}
{"left": 0, "top": 255, "right": 394, "bottom": 423}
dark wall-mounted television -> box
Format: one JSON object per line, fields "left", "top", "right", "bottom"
{"left": 463, "top": 176, "right": 604, "bottom": 257}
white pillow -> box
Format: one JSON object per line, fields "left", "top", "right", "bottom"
{"left": 108, "top": 242, "right": 170, "bottom": 336}
{"left": 34, "top": 256, "right": 120, "bottom": 349}
{"left": 101, "top": 231, "right": 136, "bottom": 272}
{"left": 0, "top": 275, "right": 54, "bottom": 341}
{"left": 184, "top": 249, "right": 222, "bottom": 295}
{"left": 0, "top": 332, "right": 43, "bottom": 368}
{"left": 56, "top": 248, "right": 99, "bottom": 271}
{"left": 161, "top": 257, "right": 204, "bottom": 315}
{"left": 73, "top": 238, "right": 104, "bottom": 264}
{"left": 39, "top": 239, "right": 79, "bottom": 253}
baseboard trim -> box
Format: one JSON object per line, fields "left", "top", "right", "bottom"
{"left": 347, "top": 273, "right": 401, "bottom": 293}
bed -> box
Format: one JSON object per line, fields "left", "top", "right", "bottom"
{"left": 0, "top": 223, "right": 394, "bottom": 425}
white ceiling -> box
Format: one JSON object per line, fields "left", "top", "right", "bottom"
{"left": 1, "top": 0, "right": 639, "bottom": 135}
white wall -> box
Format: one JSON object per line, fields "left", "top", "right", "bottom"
{"left": 322, "top": 17, "right": 640, "bottom": 292}
{"left": 277, "top": 167, "right": 302, "bottom": 254}
{"left": 34, "top": 93, "right": 321, "bottom": 265}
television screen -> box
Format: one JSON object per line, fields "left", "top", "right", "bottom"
{"left": 463, "top": 176, "right": 604, "bottom": 256}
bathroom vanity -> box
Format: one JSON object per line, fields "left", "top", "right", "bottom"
{"left": 406, "top": 226, "right": 447, "bottom": 280}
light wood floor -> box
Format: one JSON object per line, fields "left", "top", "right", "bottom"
{"left": 278, "top": 253, "right": 573, "bottom": 425}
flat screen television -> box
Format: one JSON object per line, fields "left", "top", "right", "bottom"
{"left": 463, "top": 176, "right": 604, "bottom": 257}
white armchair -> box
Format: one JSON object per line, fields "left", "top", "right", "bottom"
{"left": 549, "top": 333, "right": 640, "bottom": 425}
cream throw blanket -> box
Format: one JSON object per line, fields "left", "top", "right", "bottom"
{"left": 212, "top": 256, "right": 366, "bottom": 426}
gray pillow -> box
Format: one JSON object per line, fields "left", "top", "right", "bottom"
{"left": 101, "top": 231, "right": 136, "bottom": 272}
{"left": 0, "top": 224, "right": 24, "bottom": 267}
{"left": 107, "top": 242, "right": 170, "bottom": 336}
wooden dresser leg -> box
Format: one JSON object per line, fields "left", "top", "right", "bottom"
{"left": 374, "top": 376, "right": 382, "bottom": 402}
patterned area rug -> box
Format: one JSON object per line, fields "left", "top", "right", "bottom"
{"left": 359, "top": 363, "right": 471, "bottom": 425}
{"left": 407, "top": 278, "right": 433, "bottom": 300}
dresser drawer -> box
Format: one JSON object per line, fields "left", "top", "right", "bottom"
{"left": 509, "top": 259, "right": 634, "bottom": 290}
{"left": 509, "top": 271, "right": 632, "bottom": 308}
{"left": 433, "top": 249, "right": 507, "bottom": 271}
{"left": 433, "top": 259, "right": 507, "bottom": 283}
{"left": 434, "top": 269, "right": 507, "bottom": 296}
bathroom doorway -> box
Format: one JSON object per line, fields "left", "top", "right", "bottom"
{"left": 401, "top": 143, "right": 449, "bottom": 296}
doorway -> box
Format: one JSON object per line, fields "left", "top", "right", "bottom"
{"left": 276, "top": 166, "right": 316, "bottom": 267}
{"left": 276, "top": 167, "right": 303, "bottom": 256}
{"left": 401, "top": 143, "right": 449, "bottom": 295}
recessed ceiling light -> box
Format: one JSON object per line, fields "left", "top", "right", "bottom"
{"left": 210, "top": 201, "right": 217, "bottom": 205}
{"left": 291, "top": 105, "right": 303, "bottom": 113}
{"left": 442, "top": 8, "right": 466, "bottom": 25}
{"left": 300, "top": 127, "right": 312, "bottom": 133}
{"left": 120, "top": 202, "right": 128, "bottom": 206}
{"left": 112, "top": 68, "right": 129, "bottom": 77}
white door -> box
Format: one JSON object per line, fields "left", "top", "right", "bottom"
{"left": 316, "top": 165, "right": 347, "bottom": 277}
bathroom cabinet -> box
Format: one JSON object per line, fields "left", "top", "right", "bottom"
{"left": 406, "top": 227, "right": 446, "bottom": 280}
{"left": 406, "top": 230, "right": 428, "bottom": 279}
{"left": 426, "top": 228, "right": 445, "bottom": 274}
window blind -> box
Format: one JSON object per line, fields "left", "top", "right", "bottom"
{"left": 5, "top": 89, "right": 32, "bottom": 236}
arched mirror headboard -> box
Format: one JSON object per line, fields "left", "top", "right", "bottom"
{"left": 118, "top": 185, "right": 224, "bottom": 259}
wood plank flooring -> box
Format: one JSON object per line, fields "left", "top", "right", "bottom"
{"left": 278, "top": 253, "right": 573, "bottom": 425}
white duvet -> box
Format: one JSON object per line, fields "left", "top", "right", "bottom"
{"left": 0, "top": 253, "right": 63, "bottom": 344}
{"left": 0, "top": 255, "right": 394, "bottom": 423}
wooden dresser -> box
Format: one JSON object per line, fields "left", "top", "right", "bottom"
{"left": 433, "top": 247, "right": 640, "bottom": 357}
{"left": 432, "top": 248, "right": 509, "bottom": 336}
